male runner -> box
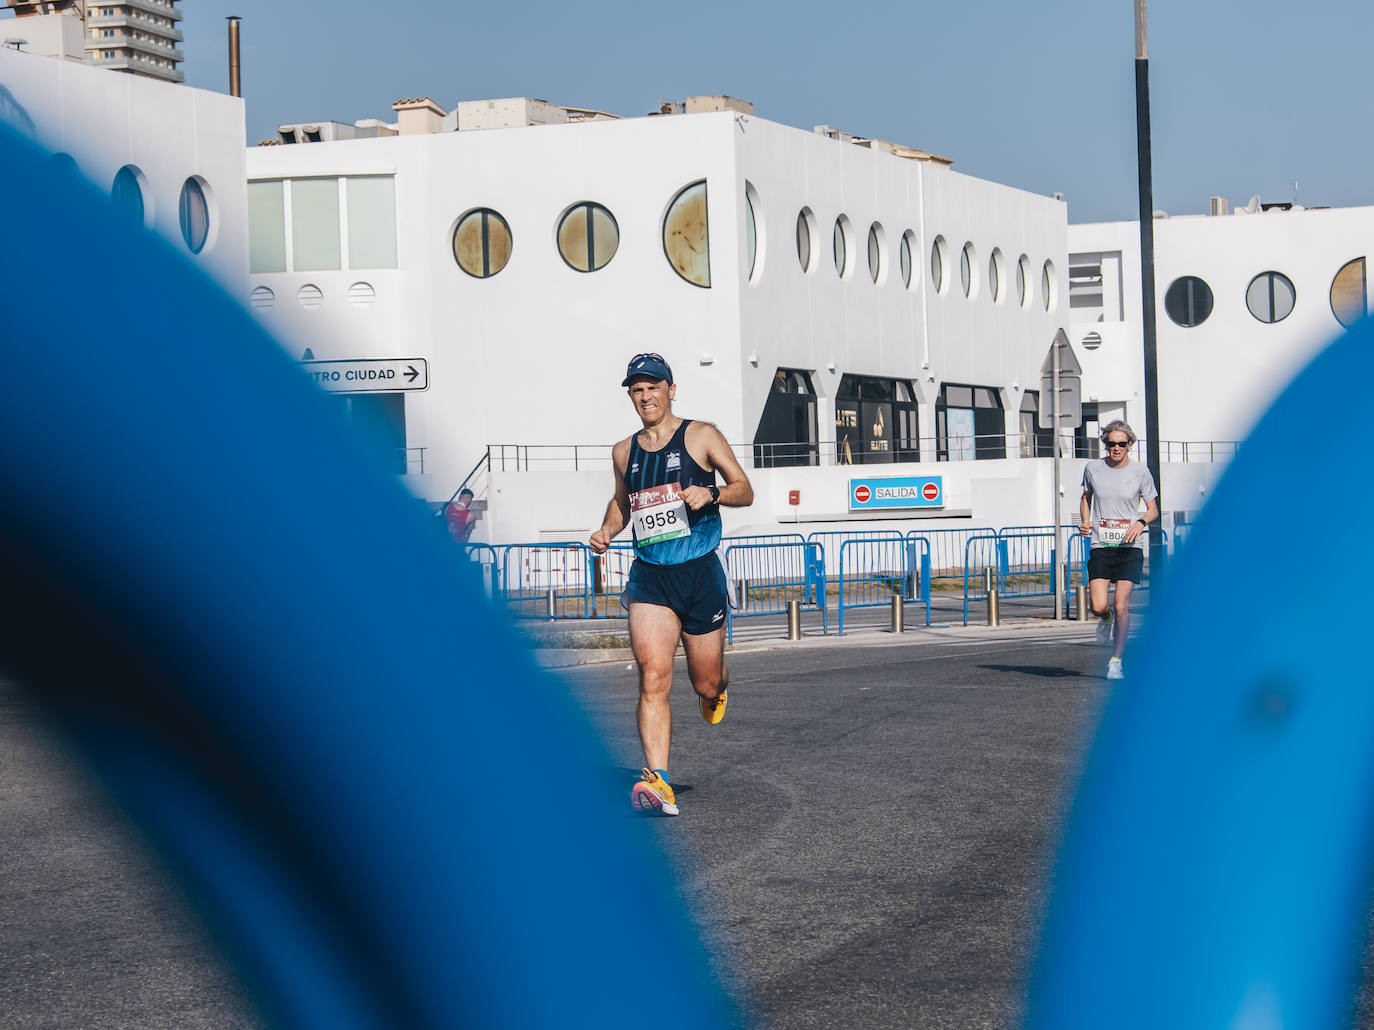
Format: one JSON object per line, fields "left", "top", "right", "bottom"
{"left": 1079, "top": 419, "right": 1159, "bottom": 680}
{"left": 589, "top": 353, "right": 754, "bottom": 815}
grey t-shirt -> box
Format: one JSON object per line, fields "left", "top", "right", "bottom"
{"left": 1082, "top": 459, "right": 1158, "bottom": 550}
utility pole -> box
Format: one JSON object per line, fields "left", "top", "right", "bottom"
{"left": 1134, "top": 0, "right": 1165, "bottom": 582}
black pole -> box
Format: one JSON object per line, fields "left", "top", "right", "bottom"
{"left": 1134, "top": 3, "right": 1165, "bottom": 582}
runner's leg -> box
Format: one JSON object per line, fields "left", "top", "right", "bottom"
{"left": 629, "top": 602, "right": 682, "bottom": 771}
{"left": 1088, "top": 577, "right": 1112, "bottom": 619}
{"left": 681, "top": 625, "right": 727, "bottom": 702}
{"left": 1111, "top": 579, "right": 1135, "bottom": 660}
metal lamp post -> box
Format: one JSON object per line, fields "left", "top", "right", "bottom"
{"left": 1135, "top": 0, "right": 1165, "bottom": 581}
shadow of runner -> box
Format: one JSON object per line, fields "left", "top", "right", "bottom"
{"left": 977, "top": 665, "right": 1087, "bottom": 679}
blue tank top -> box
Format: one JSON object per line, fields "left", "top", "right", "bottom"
{"left": 623, "top": 419, "right": 721, "bottom": 565}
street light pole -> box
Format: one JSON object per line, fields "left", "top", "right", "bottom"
{"left": 1135, "top": 0, "right": 1165, "bottom": 582}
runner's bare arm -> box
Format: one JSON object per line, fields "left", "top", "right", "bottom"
{"left": 681, "top": 422, "right": 754, "bottom": 511}
{"left": 590, "top": 438, "right": 633, "bottom": 553}
{"left": 1079, "top": 489, "right": 1093, "bottom": 536}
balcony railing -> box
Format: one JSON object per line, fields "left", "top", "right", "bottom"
{"left": 485, "top": 438, "right": 1240, "bottom": 472}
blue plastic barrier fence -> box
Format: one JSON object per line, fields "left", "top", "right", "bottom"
{"left": 723, "top": 541, "right": 827, "bottom": 642}
{"left": 836, "top": 534, "right": 909, "bottom": 635}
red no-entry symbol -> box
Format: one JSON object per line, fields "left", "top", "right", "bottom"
{"left": 922, "top": 482, "right": 940, "bottom": 501}
{"left": 854, "top": 485, "right": 871, "bottom": 504}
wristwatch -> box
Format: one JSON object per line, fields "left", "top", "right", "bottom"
{"left": 1136, "top": 518, "right": 1148, "bottom": 528}
{"left": 709, "top": 485, "right": 720, "bottom": 504}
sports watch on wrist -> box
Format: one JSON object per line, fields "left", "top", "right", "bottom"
{"left": 709, "top": 485, "right": 720, "bottom": 504}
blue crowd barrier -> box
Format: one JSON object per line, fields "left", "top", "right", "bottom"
{"left": 498, "top": 541, "right": 593, "bottom": 619}
{"left": 836, "top": 534, "right": 909, "bottom": 635}
{"left": 961, "top": 534, "right": 1001, "bottom": 625}
{"left": 723, "top": 541, "right": 827, "bottom": 642}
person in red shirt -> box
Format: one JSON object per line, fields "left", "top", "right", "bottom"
{"left": 445, "top": 488, "right": 476, "bottom": 543}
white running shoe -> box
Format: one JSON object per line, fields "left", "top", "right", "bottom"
{"left": 1106, "top": 657, "right": 1124, "bottom": 680}
{"left": 1096, "top": 613, "right": 1114, "bottom": 646}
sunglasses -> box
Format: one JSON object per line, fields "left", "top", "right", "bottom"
{"left": 630, "top": 352, "right": 665, "bottom": 364}
{"left": 1105, "top": 439, "right": 1130, "bottom": 449}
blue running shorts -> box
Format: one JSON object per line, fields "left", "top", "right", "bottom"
{"left": 620, "top": 550, "right": 729, "bottom": 635}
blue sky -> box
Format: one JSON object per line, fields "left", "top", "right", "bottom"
{"left": 174, "top": 0, "right": 1373, "bottom": 224}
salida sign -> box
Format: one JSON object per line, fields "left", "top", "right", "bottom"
{"left": 849, "top": 476, "right": 943, "bottom": 510}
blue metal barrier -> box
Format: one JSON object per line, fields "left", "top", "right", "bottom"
{"left": 499, "top": 542, "right": 592, "bottom": 619}
{"left": 961, "top": 534, "right": 1001, "bottom": 625}
{"left": 836, "top": 534, "right": 909, "bottom": 635}
{"left": 906, "top": 535, "right": 932, "bottom": 626}
{"left": 997, "top": 529, "right": 1058, "bottom": 603}
{"left": 807, "top": 529, "right": 905, "bottom": 584}
{"left": 588, "top": 541, "right": 636, "bottom": 619}
{"left": 724, "top": 541, "right": 826, "bottom": 642}
{"left": 460, "top": 543, "right": 500, "bottom": 599}
{"left": 907, "top": 527, "right": 989, "bottom": 592}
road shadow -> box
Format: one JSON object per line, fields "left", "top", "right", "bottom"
{"left": 977, "top": 664, "right": 1087, "bottom": 679}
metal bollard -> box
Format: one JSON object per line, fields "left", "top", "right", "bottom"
{"left": 546, "top": 586, "right": 556, "bottom": 619}
{"left": 984, "top": 567, "right": 1000, "bottom": 627}
{"left": 787, "top": 598, "right": 802, "bottom": 640}
{"left": 891, "top": 593, "right": 905, "bottom": 634}
{"left": 1076, "top": 583, "right": 1089, "bottom": 621}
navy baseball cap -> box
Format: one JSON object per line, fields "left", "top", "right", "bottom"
{"left": 621, "top": 352, "right": 674, "bottom": 387}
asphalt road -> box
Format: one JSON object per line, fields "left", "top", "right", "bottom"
{"left": 560, "top": 624, "right": 1109, "bottom": 1029}
{"left": 4, "top": 622, "right": 1373, "bottom": 1028}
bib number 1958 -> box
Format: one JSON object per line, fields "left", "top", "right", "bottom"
{"left": 630, "top": 484, "right": 691, "bottom": 546}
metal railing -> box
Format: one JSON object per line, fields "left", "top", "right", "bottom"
{"left": 483, "top": 437, "right": 1240, "bottom": 471}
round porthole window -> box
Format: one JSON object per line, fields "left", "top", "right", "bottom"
{"left": 1246, "top": 271, "right": 1295, "bottom": 324}
{"left": 1164, "top": 276, "right": 1214, "bottom": 327}
{"left": 179, "top": 176, "right": 213, "bottom": 255}
{"left": 453, "top": 208, "right": 513, "bottom": 278}
{"left": 557, "top": 201, "right": 619, "bottom": 273}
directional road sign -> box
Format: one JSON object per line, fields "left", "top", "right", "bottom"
{"left": 301, "top": 358, "right": 429, "bottom": 393}
{"left": 1038, "top": 329, "right": 1083, "bottom": 429}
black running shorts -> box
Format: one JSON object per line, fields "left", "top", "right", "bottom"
{"left": 1087, "top": 546, "right": 1144, "bottom": 585}
{"left": 621, "top": 551, "right": 729, "bottom": 635}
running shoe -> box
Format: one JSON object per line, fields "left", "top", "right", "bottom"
{"left": 1106, "top": 657, "right": 1124, "bottom": 680}
{"left": 1096, "top": 612, "right": 1114, "bottom": 646}
{"left": 700, "top": 689, "right": 728, "bottom": 725}
{"left": 631, "top": 768, "right": 679, "bottom": 816}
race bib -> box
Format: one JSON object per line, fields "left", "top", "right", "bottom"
{"left": 1098, "top": 518, "right": 1133, "bottom": 547}
{"left": 630, "top": 483, "right": 690, "bottom": 546}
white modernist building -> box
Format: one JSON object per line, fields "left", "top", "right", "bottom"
{"left": 1068, "top": 202, "right": 1373, "bottom": 453}
{"left": 244, "top": 95, "right": 1076, "bottom": 542}
{"left": 0, "top": 43, "right": 245, "bottom": 290}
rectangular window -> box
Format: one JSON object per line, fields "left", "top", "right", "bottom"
{"left": 246, "top": 180, "right": 286, "bottom": 273}
{"left": 291, "top": 178, "right": 341, "bottom": 272}
{"left": 346, "top": 176, "right": 398, "bottom": 269}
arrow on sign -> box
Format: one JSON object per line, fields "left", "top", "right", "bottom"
{"left": 405, "top": 365, "right": 420, "bottom": 383}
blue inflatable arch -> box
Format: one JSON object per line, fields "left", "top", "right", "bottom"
{"left": 0, "top": 124, "right": 734, "bottom": 1028}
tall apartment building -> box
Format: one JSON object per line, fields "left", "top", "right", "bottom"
{"left": 3, "top": 0, "right": 183, "bottom": 83}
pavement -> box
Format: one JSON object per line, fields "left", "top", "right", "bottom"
{"left": 4, "top": 614, "right": 1374, "bottom": 1028}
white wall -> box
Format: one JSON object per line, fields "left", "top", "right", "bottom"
{"left": 0, "top": 45, "right": 247, "bottom": 291}
{"left": 1071, "top": 207, "right": 1374, "bottom": 444}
